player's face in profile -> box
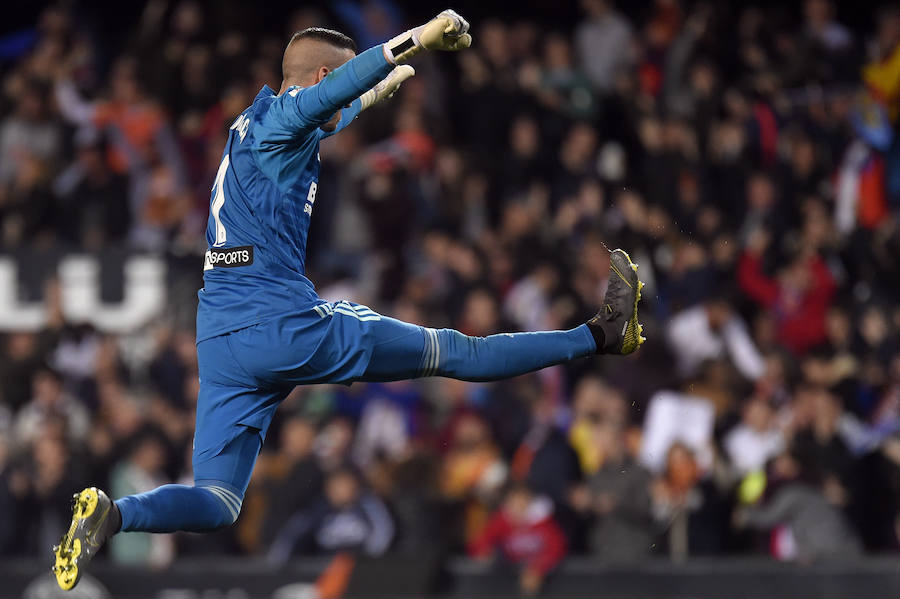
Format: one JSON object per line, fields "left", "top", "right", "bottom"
{"left": 320, "top": 48, "right": 357, "bottom": 132}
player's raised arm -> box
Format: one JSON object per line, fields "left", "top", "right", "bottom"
{"left": 263, "top": 10, "right": 470, "bottom": 137}
{"left": 279, "top": 42, "right": 392, "bottom": 129}
{"left": 324, "top": 65, "right": 416, "bottom": 137}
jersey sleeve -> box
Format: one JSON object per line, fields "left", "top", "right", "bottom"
{"left": 319, "top": 97, "right": 363, "bottom": 139}
{"left": 257, "top": 45, "right": 392, "bottom": 142}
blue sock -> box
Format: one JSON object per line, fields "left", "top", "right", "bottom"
{"left": 115, "top": 483, "right": 240, "bottom": 533}
{"left": 423, "top": 324, "right": 596, "bottom": 382}
{"left": 115, "top": 426, "right": 259, "bottom": 534}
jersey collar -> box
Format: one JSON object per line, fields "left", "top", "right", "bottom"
{"left": 256, "top": 85, "right": 277, "bottom": 100}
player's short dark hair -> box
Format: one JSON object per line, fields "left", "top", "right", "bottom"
{"left": 289, "top": 27, "right": 357, "bottom": 53}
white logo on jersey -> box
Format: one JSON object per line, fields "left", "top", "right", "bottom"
{"left": 230, "top": 113, "right": 249, "bottom": 142}
{"left": 304, "top": 181, "right": 317, "bottom": 216}
{"left": 203, "top": 246, "right": 254, "bottom": 271}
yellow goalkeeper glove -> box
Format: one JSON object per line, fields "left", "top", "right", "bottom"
{"left": 384, "top": 9, "right": 472, "bottom": 64}
{"left": 359, "top": 65, "right": 415, "bottom": 110}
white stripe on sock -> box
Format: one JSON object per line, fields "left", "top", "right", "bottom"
{"left": 422, "top": 328, "right": 437, "bottom": 376}
{"left": 208, "top": 485, "right": 242, "bottom": 509}
{"left": 205, "top": 486, "right": 241, "bottom": 513}
{"left": 431, "top": 328, "right": 441, "bottom": 376}
{"left": 424, "top": 329, "right": 433, "bottom": 376}
{"left": 420, "top": 328, "right": 433, "bottom": 376}
{"left": 203, "top": 487, "right": 238, "bottom": 520}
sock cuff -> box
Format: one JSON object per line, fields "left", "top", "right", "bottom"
{"left": 113, "top": 498, "right": 132, "bottom": 532}
{"left": 418, "top": 327, "right": 442, "bottom": 377}
{"left": 581, "top": 322, "right": 603, "bottom": 354}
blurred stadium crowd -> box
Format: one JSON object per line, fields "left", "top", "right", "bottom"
{"left": 2, "top": 0, "right": 900, "bottom": 591}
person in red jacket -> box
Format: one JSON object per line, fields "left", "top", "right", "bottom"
{"left": 468, "top": 484, "right": 568, "bottom": 596}
{"left": 737, "top": 229, "right": 836, "bottom": 355}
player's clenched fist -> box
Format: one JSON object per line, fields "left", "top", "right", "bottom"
{"left": 385, "top": 9, "right": 473, "bottom": 63}
{"left": 418, "top": 9, "right": 472, "bottom": 51}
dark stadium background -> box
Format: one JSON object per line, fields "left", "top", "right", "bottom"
{"left": 2, "top": 0, "right": 900, "bottom": 597}
{"left": 2, "top": 0, "right": 891, "bottom": 48}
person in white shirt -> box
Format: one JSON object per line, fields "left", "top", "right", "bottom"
{"left": 724, "top": 397, "right": 785, "bottom": 475}
{"left": 666, "top": 297, "right": 765, "bottom": 382}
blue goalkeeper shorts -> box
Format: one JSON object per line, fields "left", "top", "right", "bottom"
{"left": 193, "top": 300, "right": 426, "bottom": 473}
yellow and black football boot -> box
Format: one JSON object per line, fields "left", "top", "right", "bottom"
{"left": 587, "top": 248, "right": 645, "bottom": 354}
{"left": 52, "top": 487, "right": 120, "bottom": 591}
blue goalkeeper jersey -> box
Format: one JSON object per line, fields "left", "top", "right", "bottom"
{"left": 196, "top": 46, "right": 394, "bottom": 342}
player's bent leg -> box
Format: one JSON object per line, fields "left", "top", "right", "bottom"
{"left": 115, "top": 424, "right": 262, "bottom": 533}
{"left": 55, "top": 484, "right": 239, "bottom": 590}
{"left": 53, "top": 463, "right": 251, "bottom": 589}
{"left": 115, "top": 484, "right": 237, "bottom": 533}
{"left": 53, "top": 334, "right": 281, "bottom": 590}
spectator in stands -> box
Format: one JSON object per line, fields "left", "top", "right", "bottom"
{"left": 54, "top": 131, "right": 130, "bottom": 248}
{"left": 811, "top": 307, "right": 860, "bottom": 399}
{"left": 315, "top": 417, "right": 356, "bottom": 473}
{"left": 0, "top": 437, "right": 20, "bottom": 555}
{"left": 511, "top": 397, "right": 581, "bottom": 519}
{"left": 469, "top": 484, "right": 568, "bottom": 597}
{"left": 575, "top": 0, "right": 634, "bottom": 93}
{"left": 109, "top": 430, "right": 174, "bottom": 566}
{"left": 666, "top": 294, "right": 766, "bottom": 382}
{"left": 351, "top": 381, "right": 420, "bottom": 469}
{"left": 54, "top": 57, "right": 180, "bottom": 179}
{"left": 738, "top": 231, "right": 837, "bottom": 354}
{"left": 641, "top": 383, "right": 716, "bottom": 473}
{"left": 568, "top": 376, "right": 625, "bottom": 475}
{"left": 259, "top": 415, "right": 324, "bottom": 547}
{"left": 790, "top": 387, "right": 857, "bottom": 507}
{"left": 0, "top": 81, "right": 60, "bottom": 186}
{"left": 572, "top": 419, "right": 655, "bottom": 561}
{"left": 376, "top": 452, "right": 442, "bottom": 555}
{"left": 0, "top": 332, "right": 57, "bottom": 413}
{"left": 55, "top": 56, "right": 188, "bottom": 248}
{"left": 268, "top": 467, "right": 394, "bottom": 562}
{"left": 440, "top": 411, "right": 507, "bottom": 546}
{"left": 651, "top": 442, "right": 727, "bottom": 558}
{"left": 724, "top": 397, "right": 785, "bottom": 476}
{"left": 519, "top": 34, "right": 597, "bottom": 120}
{"left": 734, "top": 450, "right": 862, "bottom": 562}
{"left": 19, "top": 429, "right": 85, "bottom": 556}
{"left": 14, "top": 366, "right": 90, "bottom": 445}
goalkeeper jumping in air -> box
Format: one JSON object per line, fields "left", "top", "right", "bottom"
{"left": 53, "top": 9, "right": 644, "bottom": 589}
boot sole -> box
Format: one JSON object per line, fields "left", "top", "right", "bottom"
{"left": 53, "top": 487, "right": 100, "bottom": 590}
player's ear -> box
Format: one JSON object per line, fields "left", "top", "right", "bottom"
{"left": 315, "top": 66, "right": 329, "bottom": 84}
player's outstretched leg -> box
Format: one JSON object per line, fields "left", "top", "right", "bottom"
{"left": 361, "top": 248, "right": 644, "bottom": 382}
{"left": 53, "top": 487, "right": 121, "bottom": 590}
